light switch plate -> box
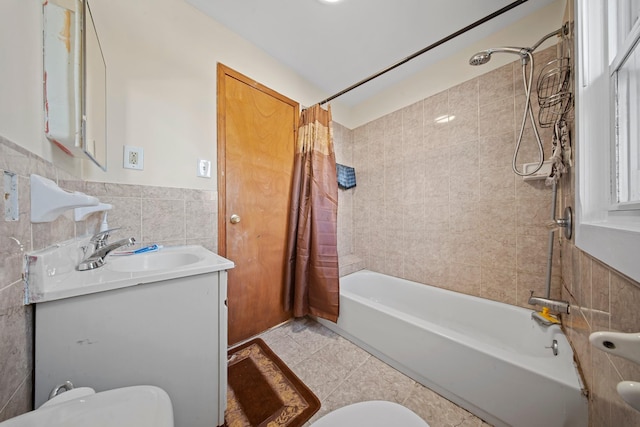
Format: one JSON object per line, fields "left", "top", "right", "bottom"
{"left": 197, "top": 159, "right": 212, "bottom": 178}
{"left": 124, "top": 146, "right": 144, "bottom": 170}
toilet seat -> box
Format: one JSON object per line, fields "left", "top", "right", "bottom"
{"left": 312, "top": 401, "right": 429, "bottom": 427}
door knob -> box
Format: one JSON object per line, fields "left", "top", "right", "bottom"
{"left": 230, "top": 214, "right": 241, "bottom": 224}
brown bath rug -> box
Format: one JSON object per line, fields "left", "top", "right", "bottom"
{"left": 225, "top": 338, "right": 320, "bottom": 427}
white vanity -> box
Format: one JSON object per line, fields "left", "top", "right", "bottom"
{"left": 26, "top": 242, "right": 233, "bottom": 427}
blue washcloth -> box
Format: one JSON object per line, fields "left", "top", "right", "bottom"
{"left": 336, "top": 163, "right": 356, "bottom": 189}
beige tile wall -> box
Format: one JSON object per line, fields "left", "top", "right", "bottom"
{"left": 333, "top": 122, "right": 364, "bottom": 276}
{"left": 0, "top": 135, "right": 217, "bottom": 421}
{"left": 350, "top": 46, "right": 564, "bottom": 308}
{"left": 556, "top": 54, "right": 640, "bottom": 427}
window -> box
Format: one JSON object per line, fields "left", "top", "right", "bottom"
{"left": 576, "top": 0, "right": 640, "bottom": 282}
{"left": 611, "top": 1, "right": 640, "bottom": 206}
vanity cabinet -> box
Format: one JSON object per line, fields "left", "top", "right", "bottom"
{"left": 34, "top": 270, "right": 229, "bottom": 427}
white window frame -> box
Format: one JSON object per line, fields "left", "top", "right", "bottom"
{"left": 575, "top": 0, "right": 640, "bottom": 283}
{"left": 610, "top": 0, "right": 640, "bottom": 208}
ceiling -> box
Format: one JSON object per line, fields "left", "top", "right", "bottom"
{"left": 185, "top": 0, "right": 558, "bottom": 107}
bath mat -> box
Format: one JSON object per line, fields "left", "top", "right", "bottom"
{"left": 225, "top": 338, "right": 320, "bottom": 427}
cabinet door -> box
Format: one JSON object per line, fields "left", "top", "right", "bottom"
{"left": 216, "top": 270, "right": 228, "bottom": 426}
{"left": 35, "top": 273, "right": 225, "bottom": 427}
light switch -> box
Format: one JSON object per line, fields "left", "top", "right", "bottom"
{"left": 197, "top": 159, "right": 212, "bottom": 178}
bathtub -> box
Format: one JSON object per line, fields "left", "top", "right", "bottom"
{"left": 315, "top": 270, "right": 587, "bottom": 427}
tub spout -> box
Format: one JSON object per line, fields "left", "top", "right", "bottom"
{"left": 528, "top": 293, "right": 570, "bottom": 314}
{"left": 529, "top": 292, "right": 570, "bottom": 326}
{"left": 532, "top": 308, "right": 560, "bottom": 326}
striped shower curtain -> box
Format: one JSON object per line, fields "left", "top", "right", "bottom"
{"left": 284, "top": 104, "right": 339, "bottom": 322}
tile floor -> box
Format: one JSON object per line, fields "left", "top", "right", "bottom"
{"left": 256, "top": 317, "right": 491, "bottom": 427}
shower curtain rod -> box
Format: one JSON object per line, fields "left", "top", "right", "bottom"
{"left": 316, "top": 0, "right": 529, "bottom": 106}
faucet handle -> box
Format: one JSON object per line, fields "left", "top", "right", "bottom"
{"left": 90, "top": 227, "right": 120, "bottom": 248}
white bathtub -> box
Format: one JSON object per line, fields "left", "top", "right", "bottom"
{"left": 316, "top": 270, "right": 587, "bottom": 427}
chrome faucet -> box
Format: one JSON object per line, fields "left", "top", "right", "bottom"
{"left": 89, "top": 228, "right": 119, "bottom": 250}
{"left": 528, "top": 291, "right": 570, "bottom": 326}
{"left": 77, "top": 230, "right": 135, "bottom": 271}
{"left": 528, "top": 294, "right": 570, "bottom": 313}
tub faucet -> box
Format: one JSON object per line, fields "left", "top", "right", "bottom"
{"left": 77, "top": 233, "right": 135, "bottom": 271}
{"left": 528, "top": 291, "right": 570, "bottom": 326}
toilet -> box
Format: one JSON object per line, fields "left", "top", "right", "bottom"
{"left": 0, "top": 385, "right": 173, "bottom": 427}
{"left": 312, "top": 401, "right": 429, "bottom": 427}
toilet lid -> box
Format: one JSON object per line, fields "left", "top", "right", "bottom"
{"left": 312, "top": 401, "right": 429, "bottom": 427}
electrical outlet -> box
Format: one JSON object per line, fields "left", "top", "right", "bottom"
{"left": 197, "top": 159, "right": 212, "bottom": 178}
{"left": 124, "top": 146, "right": 144, "bottom": 170}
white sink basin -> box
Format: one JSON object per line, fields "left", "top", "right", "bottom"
{"left": 107, "top": 251, "right": 202, "bottom": 273}
{"left": 0, "top": 386, "right": 173, "bottom": 427}
{"left": 25, "top": 242, "right": 234, "bottom": 303}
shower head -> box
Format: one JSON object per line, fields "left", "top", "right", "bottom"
{"left": 469, "top": 24, "right": 566, "bottom": 67}
{"left": 469, "top": 51, "right": 492, "bottom": 66}
{"left": 468, "top": 47, "right": 531, "bottom": 66}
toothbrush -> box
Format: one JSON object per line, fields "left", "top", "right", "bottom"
{"left": 111, "top": 244, "right": 163, "bottom": 256}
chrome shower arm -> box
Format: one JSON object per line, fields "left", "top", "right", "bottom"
{"left": 530, "top": 24, "right": 567, "bottom": 53}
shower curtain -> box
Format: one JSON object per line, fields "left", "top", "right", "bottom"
{"left": 284, "top": 104, "right": 339, "bottom": 322}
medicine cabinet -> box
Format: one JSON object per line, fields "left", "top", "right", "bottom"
{"left": 43, "top": 0, "right": 107, "bottom": 170}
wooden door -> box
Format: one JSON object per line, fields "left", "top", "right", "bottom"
{"left": 217, "top": 64, "right": 298, "bottom": 345}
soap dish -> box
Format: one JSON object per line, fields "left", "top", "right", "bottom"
{"left": 30, "top": 175, "right": 99, "bottom": 223}
{"left": 589, "top": 331, "right": 640, "bottom": 365}
{"left": 590, "top": 331, "right": 640, "bottom": 412}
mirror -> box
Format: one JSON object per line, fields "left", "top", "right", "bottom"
{"left": 83, "top": 1, "right": 107, "bottom": 170}
{"left": 43, "top": 0, "right": 107, "bottom": 171}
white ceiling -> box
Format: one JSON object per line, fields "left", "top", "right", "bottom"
{"left": 185, "top": 0, "right": 558, "bottom": 107}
